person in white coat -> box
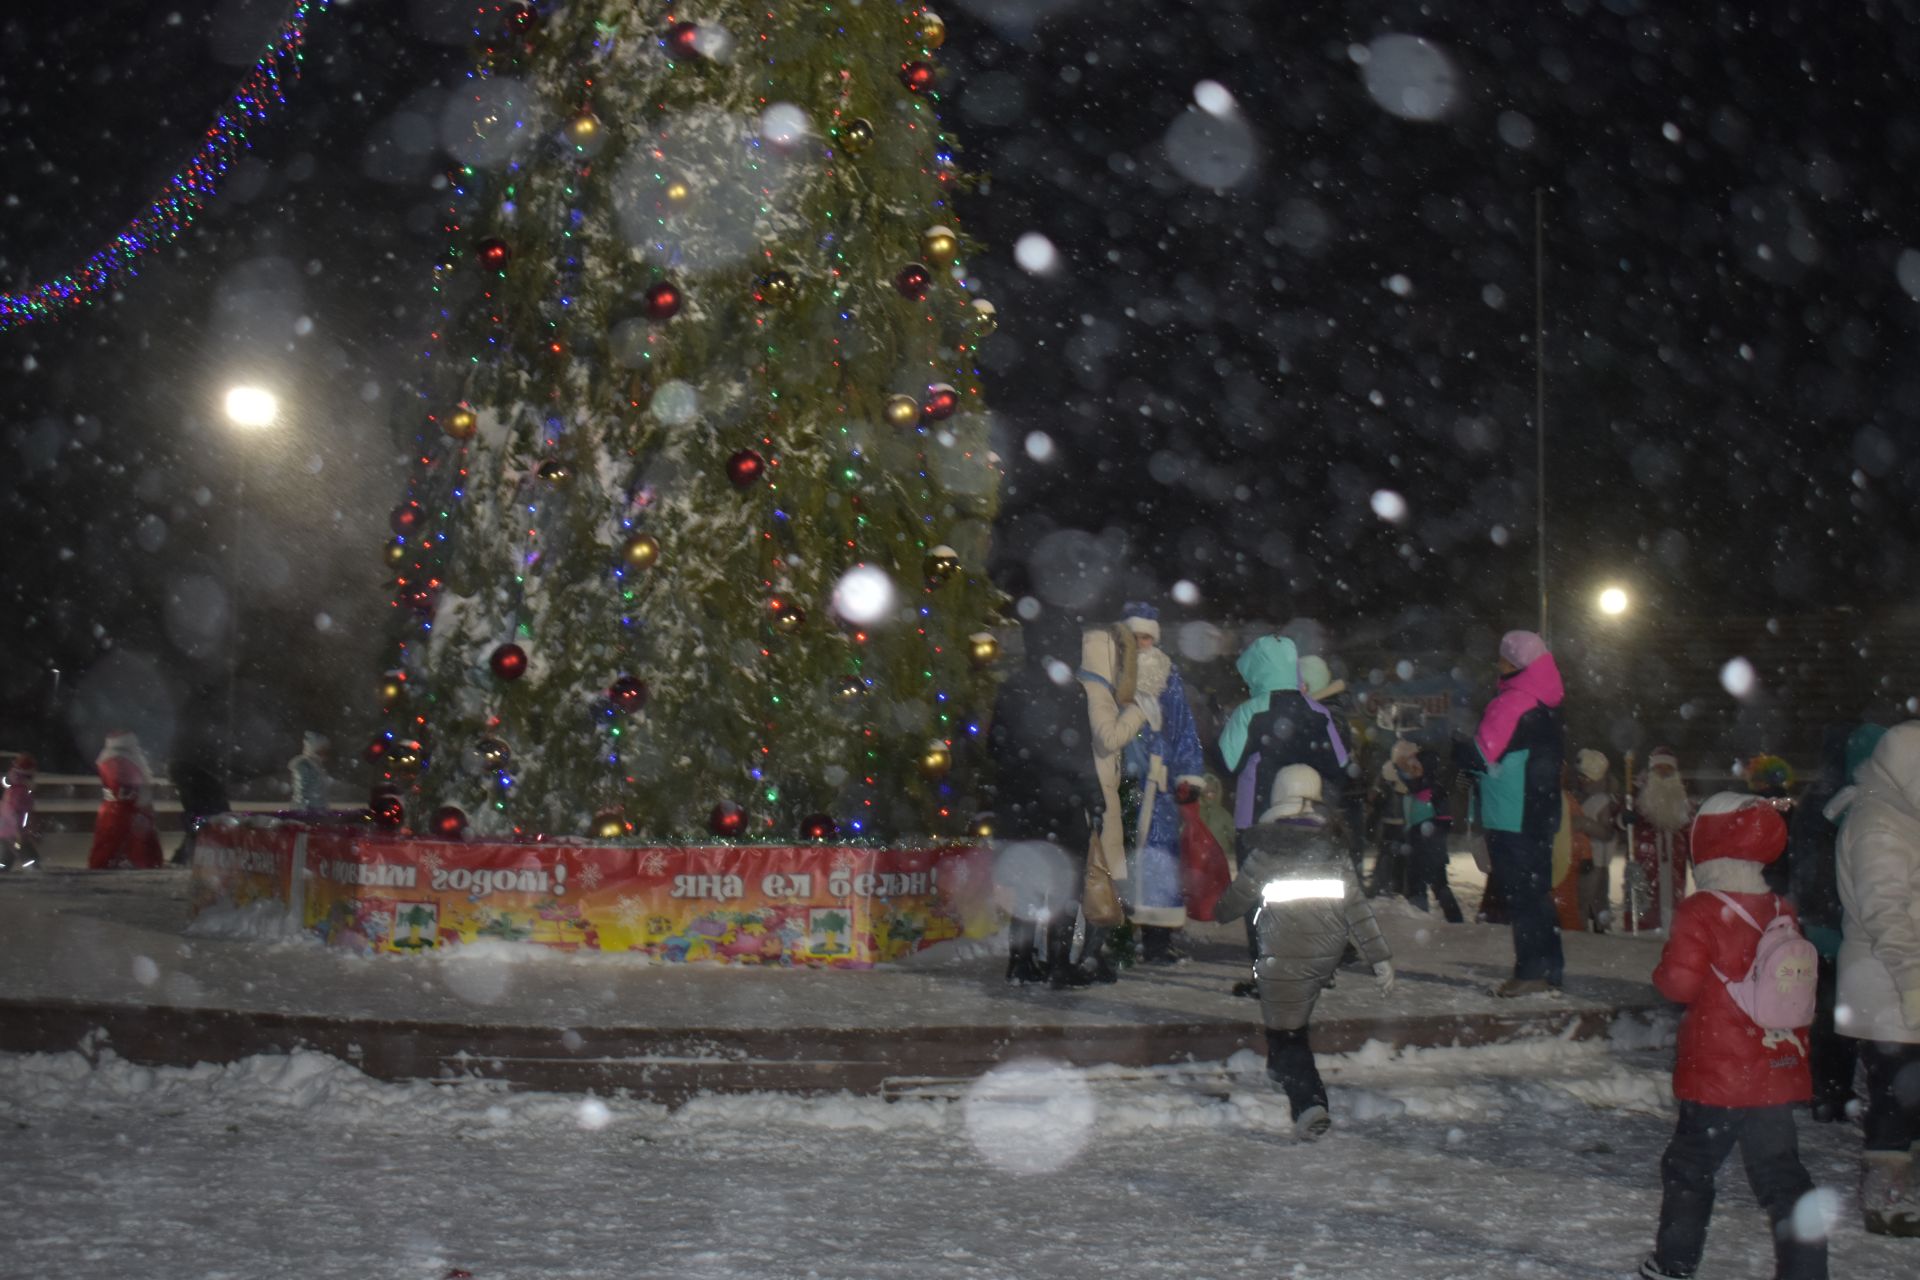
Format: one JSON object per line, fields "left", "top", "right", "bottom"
{"left": 1831, "top": 720, "right": 1920, "bottom": 1236}
{"left": 1078, "top": 622, "right": 1146, "bottom": 977}
{"left": 289, "top": 732, "right": 332, "bottom": 812}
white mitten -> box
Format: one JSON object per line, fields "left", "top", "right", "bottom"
{"left": 1373, "top": 960, "right": 1396, "bottom": 998}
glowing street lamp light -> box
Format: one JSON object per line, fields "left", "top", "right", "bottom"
{"left": 224, "top": 385, "right": 279, "bottom": 428}
{"left": 1597, "top": 585, "right": 1630, "bottom": 617}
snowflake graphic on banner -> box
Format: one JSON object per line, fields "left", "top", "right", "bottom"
{"left": 417, "top": 847, "right": 446, "bottom": 877}
{"left": 640, "top": 851, "right": 669, "bottom": 877}
{"left": 575, "top": 862, "right": 604, "bottom": 892}
{"left": 832, "top": 851, "right": 861, "bottom": 875}
{"left": 613, "top": 895, "right": 647, "bottom": 930}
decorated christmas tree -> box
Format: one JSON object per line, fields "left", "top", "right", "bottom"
{"left": 370, "top": 2, "right": 1000, "bottom": 843}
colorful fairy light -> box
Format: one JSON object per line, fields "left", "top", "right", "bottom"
{"left": 0, "top": 1, "right": 332, "bottom": 331}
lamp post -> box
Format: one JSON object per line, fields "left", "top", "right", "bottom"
{"left": 223, "top": 386, "right": 278, "bottom": 784}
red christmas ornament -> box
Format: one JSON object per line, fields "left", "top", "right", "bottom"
{"left": 726, "top": 448, "right": 765, "bottom": 488}
{"left": 429, "top": 805, "right": 469, "bottom": 840}
{"left": 370, "top": 790, "right": 405, "bottom": 831}
{"left": 505, "top": 4, "right": 537, "bottom": 36}
{"left": 645, "top": 281, "right": 683, "bottom": 321}
{"left": 476, "top": 238, "right": 511, "bottom": 270}
{"left": 390, "top": 502, "right": 424, "bottom": 536}
{"left": 922, "top": 382, "right": 959, "bottom": 421}
{"left": 893, "top": 262, "right": 932, "bottom": 299}
{"left": 709, "top": 801, "right": 747, "bottom": 838}
{"left": 490, "top": 642, "right": 529, "bottom": 681}
{"left": 666, "top": 20, "right": 699, "bottom": 53}
{"left": 900, "top": 60, "right": 936, "bottom": 93}
{"left": 799, "top": 813, "right": 838, "bottom": 842}
{"left": 609, "top": 675, "right": 649, "bottom": 713}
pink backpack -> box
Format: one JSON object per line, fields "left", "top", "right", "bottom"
{"left": 1707, "top": 891, "right": 1817, "bottom": 1031}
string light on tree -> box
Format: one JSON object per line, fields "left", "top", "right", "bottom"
{"left": 800, "top": 813, "right": 838, "bottom": 841}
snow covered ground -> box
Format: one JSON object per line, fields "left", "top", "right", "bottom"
{"left": 1, "top": 1036, "right": 1906, "bottom": 1280}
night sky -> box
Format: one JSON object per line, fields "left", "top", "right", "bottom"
{"left": 4, "top": 0, "right": 1920, "bottom": 772}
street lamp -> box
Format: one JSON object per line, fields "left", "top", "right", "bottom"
{"left": 223, "top": 386, "right": 280, "bottom": 783}
{"left": 1597, "top": 585, "right": 1630, "bottom": 617}
{"left": 225, "top": 385, "right": 278, "bottom": 428}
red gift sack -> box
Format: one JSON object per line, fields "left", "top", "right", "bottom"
{"left": 1178, "top": 801, "right": 1232, "bottom": 922}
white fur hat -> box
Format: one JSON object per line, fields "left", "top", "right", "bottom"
{"left": 1576, "top": 748, "right": 1608, "bottom": 782}
{"left": 1298, "top": 654, "right": 1346, "bottom": 700}
{"left": 1260, "top": 763, "right": 1324, "bottom": 822}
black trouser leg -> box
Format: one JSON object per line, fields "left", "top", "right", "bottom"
{"left": 1860, "top": 1040, "right": 1920, "bottom": 1153}
{"left": 1411, "top": 828, "right": 1462, "bottom": 922}
{"left": 1264, "top": 1026, "right": 1326, "bottom": 1121}
{"left": 1006, "top": 917, "right": 1040, "bottom": 981}
{"left": 1654, "top": 1102, "right": 1743, "bottom": 1275}
{"left": 1490, "top": 831, "right": 1562, "bottom": 983}
{"left": 1736, "top": 1106, "right": 1826, "bottom": 1280}
{"left": 1808, "top": 957, "right": 1856, "bottom": 1117}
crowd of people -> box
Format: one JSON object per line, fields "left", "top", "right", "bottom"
{"left": 0, "top": 728, "right": 334, "bottom": 872}
{"left": 988, "top": 607, "right": 1920, "bottom": 1265}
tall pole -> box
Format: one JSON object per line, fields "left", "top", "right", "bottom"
{"left": 226, "top": 476, "right": 244, "bottom": 786}
{"left": 1534, "top": 188, "right": 1548, "bottom": 643}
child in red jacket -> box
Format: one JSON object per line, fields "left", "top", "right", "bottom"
{"left": 1641, "top": 793, "right": 1826, "bottom": 1280}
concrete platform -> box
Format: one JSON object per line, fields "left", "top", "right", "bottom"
{"left": 0, "top": 866, "right": 1671, "bottom": 1103}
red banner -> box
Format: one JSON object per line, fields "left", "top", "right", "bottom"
{"left": 191, "top": 822, "right": 998, "bottom": 967}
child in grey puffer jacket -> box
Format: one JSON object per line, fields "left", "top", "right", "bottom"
{"left": 1209, "top": 764, "right": 1395, "bottom": 1139}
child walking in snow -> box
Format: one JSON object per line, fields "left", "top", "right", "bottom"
{"left": 1206, "top": 764, "right": 1394, "bottom": 1141}
{"left": 1640, "top": 792, "right": 1826, "bottom": 1280}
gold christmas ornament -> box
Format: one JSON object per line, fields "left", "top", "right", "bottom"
{"left": 921, "top": 224, "right": 959, "bottom": 264}
{"left": 664, "top": 179, "right": 691, "bottom": 205}
{"left": 969, "top": 297, "right": 998, "bottom": 337}
{"left": 840, "top": 117, "right": 875, "bottom": 154}
{"left": 967, "top": 813, "right": 995, "bottom": 839}
{"left": 620, "top": 532, "right": 661, "bottom": 570}
{"left": 592, "top": 810, "right": 628, "bottom": 840}
{"left": 919, "top": 10, "right": 948, "bottom": 49}
{"left": 389, "top": 740, "right": 424, "bottom": 778}
{"left": 758, "top": 270, "right": 796, "bottom": 306}
{"left": 444, "top": 407, "right": 479, "bottom": 440}
{"left": 383, "top": 540, "right": 408, "bottom": 568}
{"left": 918, "top": 738, "right": 953, "bottom": 780}
{"left": 538, "top": 459, "right": 571, "bottom": 483}
{"left": 924, "top": 544, "right": 962, "bottom": 585}
{"left": 378, "top": 677, "right": 405, "bottom": 705}
{"left": 563, "top": 112, "right": 605, "bottom": 152}
{"left": 772, "top": 600, "right": 807, "bottom": 633}
{"left": 967, "top": 631, "right": 1000, "bottom": 667}
{"left": 884, "top": 394, "right": 921, "bottom": 429}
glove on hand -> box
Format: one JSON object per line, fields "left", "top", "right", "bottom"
{"left": 1373, "top": 960, "right": 1396, "bottom": 998}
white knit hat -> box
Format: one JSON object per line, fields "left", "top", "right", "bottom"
{"left": 1259, "top": 763, "right": 1324, "bottom": 823}
{"left": 1298, "top": 654, "right": 1346, "bottom": 700}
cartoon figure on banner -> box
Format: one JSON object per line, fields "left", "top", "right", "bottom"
{"left": 392, "top": 901, "right": 439, "bottom": 950}
{"left": 811, "top": 907, "right": 852, "bottom": 955}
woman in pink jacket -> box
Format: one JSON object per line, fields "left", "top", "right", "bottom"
{"left": 87, "top": 731, "right": 165, "bottom": 870}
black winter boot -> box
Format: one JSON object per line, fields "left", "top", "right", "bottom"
{"left": 1005, "top": 918, "right": 1046, "bottom": 985}
{"left": 1081, "top": 925, "right": 1119, "bottom": 983}
{"left": 1045, "top": 919, "right": 1092, "bottom": 989}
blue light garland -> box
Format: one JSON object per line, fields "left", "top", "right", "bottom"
{"left": 0, "top": 0, "right": 330, "bottom": 332}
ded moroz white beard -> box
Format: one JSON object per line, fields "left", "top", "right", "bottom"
{"left": 1639, "top": 773, "right": 1692, "bottom": 833}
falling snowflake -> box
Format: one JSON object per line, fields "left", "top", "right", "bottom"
{"left": 612, "top": 895, "right": 648, "bottom": 929}
{"left": 640, "top": 851, "right": 669, "bottom": 877}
